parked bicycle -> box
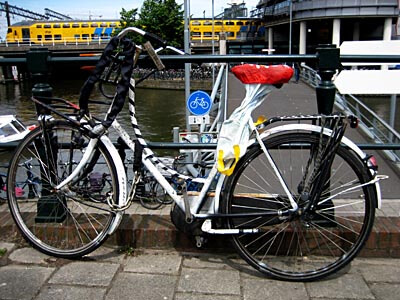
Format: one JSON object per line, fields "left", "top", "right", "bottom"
{"left": 6, "top": 28, "right": 387, "bottom": 281}
{"left": 1, "top": 159, "right": 40, "bottom": 201}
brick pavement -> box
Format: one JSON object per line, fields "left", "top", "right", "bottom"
{"left": 1, "top": 243, "right": 400, "bottom": 300}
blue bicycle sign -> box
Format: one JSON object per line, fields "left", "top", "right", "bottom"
{"left": 187, "top": 90, "right": 212, "bottom": 116}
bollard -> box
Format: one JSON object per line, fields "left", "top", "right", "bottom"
{"left": 315, "top": 44, "right": 340, "bottom": 115}
{"left": 27, "top": 48, "right": 53, "bottom": 114}
{"left": 314, "top": 45, "right": 341, "bottom": 226}
{"left": 27, "top": 48, "right": 66, "bottom": 223}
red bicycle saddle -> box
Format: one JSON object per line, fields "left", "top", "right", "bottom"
{"left": 231, "top": 64, "right": 294, "bottom": 85}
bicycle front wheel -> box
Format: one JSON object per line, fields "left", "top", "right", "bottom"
{"left": 222, "top": 132, "right": 376, "bottom": 281}
{"left": 7, "top": 121, "right": 119, "bottom": 258}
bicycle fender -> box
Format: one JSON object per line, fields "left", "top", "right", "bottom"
{"left": 252, "top": 124, "right": 383, "bottom": 208}
{"left": 100, "top": 135, "right": 128, "bottom": 209}
{"left": 107, "top": 212, "right": 124, "bottom": 235}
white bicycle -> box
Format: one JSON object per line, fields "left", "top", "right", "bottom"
{"left": 7, "top": 27, "right": 386, "bottom": 281}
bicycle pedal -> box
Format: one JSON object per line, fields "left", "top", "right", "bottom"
{"left": 134, "top": 181, "right": 146, "bottom": 197}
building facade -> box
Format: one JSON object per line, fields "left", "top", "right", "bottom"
{"left": 251, "top": 0, "right": 400, "bottom": 53}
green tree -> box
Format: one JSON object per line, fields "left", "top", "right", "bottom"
{"left": 118, "top": 8, "right": 138, "bottom": 30}
{"left": 135, "top": 0, "right": 184, "bottom": 48}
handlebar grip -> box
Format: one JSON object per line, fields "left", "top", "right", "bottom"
{"left": 143, "top": 41, "right": 165, "bottom": 71}
{"left": 144, "top": 32, "right": 167, "bottom": 47}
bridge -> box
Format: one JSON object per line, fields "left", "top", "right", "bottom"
{"left": 0, "top": 40, "right": 108, "bottom": 57}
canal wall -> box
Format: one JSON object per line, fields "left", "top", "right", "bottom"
{"left": 137, "top": 79, "right": 212, "bottom": 91}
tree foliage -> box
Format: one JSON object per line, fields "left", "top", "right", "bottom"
{"left": 119, "top": 0, "right": 184, "bottom": 48}
{"left": 119, "top": 8, "right": 138, "bottom": 28}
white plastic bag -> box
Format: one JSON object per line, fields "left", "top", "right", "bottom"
{"left": 217, "top": 84, "right": 274, "bottom": 176}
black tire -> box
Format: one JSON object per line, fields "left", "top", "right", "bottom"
{"left": 7, "top": 121, "right": 119, "bottom": 258}
{"left": 139, "top": 181, "right": 167, "bottom": 210}
{"left": 222, "top": 132, "right": 376, "bottom": 281}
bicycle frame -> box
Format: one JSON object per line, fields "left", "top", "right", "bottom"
{"left": 52, "top": 27, "right": 386, "bottom": 235}
{"left": 53, "top": 89, "right": 385, "bottom": 230}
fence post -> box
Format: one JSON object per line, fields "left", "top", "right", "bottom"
{"left": 315, "top": 44, "right": 340, "bottom": 115}
{"left": 26, "top": 48, "right": 66, "bottom": 223}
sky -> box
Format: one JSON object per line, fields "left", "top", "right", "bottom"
{"left": 0, "top": 0, "right": 260, "bottom": 39}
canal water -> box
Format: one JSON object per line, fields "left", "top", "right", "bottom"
{"left": 0, "top": 79, "right": 187, "bottom": 168}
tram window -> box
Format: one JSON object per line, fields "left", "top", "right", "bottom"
{"left": 54, "top": 34, "right": 62, "bottom": 40}
{"left": 81, "top": 23, "right": 89, "bottom": 28}
{"left": 226, "top": 32, "right": 235, "bottom": 37}
{"left": 37, "top": 35, "right": 42, "bottom": 41}
{"left": 53, "top": 24, "right": 61, "bottom": 28}
{"left": 100, "top": 23, "right": 107, "bottom": 27}
{"left": 225, "top": 21, "right": 235, "bottom": 25}
{"left": 91, "top": 23, "right": 98, "bottom": 27}
{"left": 72, "top": 23, "right": 80, "bottom": 28}
{"left": 45, "top": 35, "right": 52, "bottom": 40}
{"left": 192, "top": 21, "right": 201, "bottom": 26}
{"left": 203, "top": 32, "right": 212, "bottom": 37}
{"left": 63, "top": 24, "right": 71, "bottom": 28}
{"left": 236, "top": 21, "right": 243, "bottom": 25}
{"left": 245, "top": 22, "right": 250, "bottom": 25}
{"left": 44, "top": 24, "right": 51, "bottom": 28}
{"left": 110, "top": 23, "right": 117, "bottom": 27}
{"left": 7, "top": 28, "right": 11, "bottom": 33}
{"left": 191, "top": 32, "right": 201, "bottom": 37}
{"left": 204, "top": 21, "right": 212, "bottom": 26}
{"left": 82, "top": 34, "right": 89, "bottom": 39}
{"left": 74, "top": 34, "right": 80, "bottom": 39}
{"left": 215, "top": 21, "right": 223, "bottom": 25}
{"left": 36, "top": 24, "right": 42, "bottom": 28}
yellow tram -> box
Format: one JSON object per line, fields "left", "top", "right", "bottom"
{"left": 6, "top": 20, "right": 121, "bottom": 44}
{"left": 6, "top": 18, "right": 262, "bottom": 44}
{"left": 189, "top": 18, "right": 262, "bottom": 42}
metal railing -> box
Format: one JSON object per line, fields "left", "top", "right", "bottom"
{"left": 0, "top": 36, "right": 112, "bottom": 47}
{"left": 1, "top": 49, "right": 400, "bottom": 155}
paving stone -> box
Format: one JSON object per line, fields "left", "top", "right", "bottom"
{"left": 85, "top": 246, "right": 126, "bottom": 263}
{"left": 49, "top": 262, "right": 120, "bottom": 286}
{"left": 124, "top": 252, "right": 181, "bottom": 275}
{"left": 0, "top": 242, "right": 15, "bottom": 255}
{"left": 9, "top": 247, "right": 54, "bottom": 264}
{"left": 36, "top": 285, "right": 106, "bottom": 300}
{"left": 243, "top": 279, "right": 308, "bottom": 300}
{"left": 183, "top": 255, "right": 234, "bottom": 270}
{"left": 358, "top": 264, "right": 400, "bottom": 283}
{"left": 0, "top": 265, "right": 54, "bottom": 300}
{"left": 178, "top": 268, "right": 240, "bottom": 295}
{"left": 175, "top": 294, "right": 240, "bottom": 300}
{"left": 353, "top": 258, "right": 400, "bottom": 266}
{"left": 106, "top": 273, "right": 177, "bottom": 300}
{"left": 306, "top": 274, "right": 374, "bottom": 299}
{"left": 370, "top": 283, "right": 400, "bottom": 300}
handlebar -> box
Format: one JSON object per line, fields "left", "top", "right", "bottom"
{"left": 79, "top": 27, "right": 185, "bottom": 133}
{"left": 117, "top": 27, "right": 167, "bottom": 48}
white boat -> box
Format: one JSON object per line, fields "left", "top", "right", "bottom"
{"left": 0, "top": 115, "right": 36, "bottom": 147}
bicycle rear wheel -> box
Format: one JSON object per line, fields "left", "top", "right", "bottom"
{"left": 7, "top": 121, "right": 119, "bottom": 258}
{"left": 222, "top": 132, "right": 376, "bottom": 281}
